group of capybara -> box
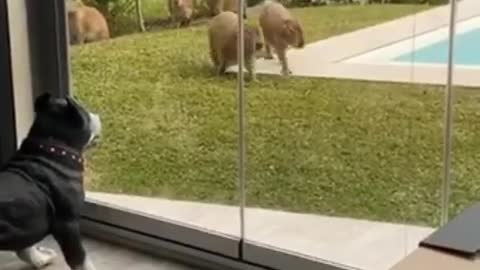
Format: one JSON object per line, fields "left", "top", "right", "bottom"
{"left": 66, "top": 0, "right": 305, "bottom": 79}
{"left": 169, "top": 0, "right": 247, "bottom": 27}
{"left": 209, "top": 0, "right": 305, "bottom": 80}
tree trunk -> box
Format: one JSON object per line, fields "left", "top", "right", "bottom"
{"left": 135, "top": 0, "right": 146, "bottom": 32}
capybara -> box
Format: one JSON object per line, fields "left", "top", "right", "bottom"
{"left": 208, "top": 11, "right": 263, "bottom": 81}
{"left": 168, "top": 0, "right": 195, "bottom": 27}
{"left": 206, "top": 0, "right": 247, "bottom": 19}
{"left": 67, "top": 2, "right": 110, "bottom": 45}
{"left": 259, "top": 1, "right": 305, "bottom": 75}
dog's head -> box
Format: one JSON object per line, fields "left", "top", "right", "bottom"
{"left": 29, "top": 93, "right": 102, "bottom": 152}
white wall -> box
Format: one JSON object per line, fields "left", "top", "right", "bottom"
{"left": 6, "top": 0, "right": 34, "bottom": 147}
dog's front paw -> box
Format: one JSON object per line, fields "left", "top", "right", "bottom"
{"left": 74, "top": 257, "right": 97, "bottom": 270}
{"left": 17, "top": 246, "right": 57, "bottom": 269}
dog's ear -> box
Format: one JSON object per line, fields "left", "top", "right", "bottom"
{"left": 65, "top": 96, "right": 88, "bottom": 126}
{"left": 34, "top": 93, "right": 52, "bottom": 113}
{"left": 283, "top": 19, "right": 296, "bottom": 34}
{"left": 34, "top": 93, "right": 68, "bottom": 113}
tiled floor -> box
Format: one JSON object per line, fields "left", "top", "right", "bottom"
{"left": 88, "top": 192, "right": 435, "bottom": 270}
{"left": 0, "top": 237, "right": 198, "bottom": 270}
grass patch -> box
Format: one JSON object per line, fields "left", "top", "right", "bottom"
{"left": 143, "top": 0, "right": 169, "bottom": 20}
{"left": 71, "top": 4, "right": 478, "bottom": 227}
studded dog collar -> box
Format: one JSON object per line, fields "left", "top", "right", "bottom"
{"left": 20, "top": 138, "right": 85, "bottom": 170}
{"left": 38, "top": 143, "right": 84, "bottom": 163}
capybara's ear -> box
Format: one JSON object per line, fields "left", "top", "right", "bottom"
{"left": 256, "top": 41, "right": 264, "bottom": 51}
{"left": 283, "top": 19, "right": 295, "bottom": 34}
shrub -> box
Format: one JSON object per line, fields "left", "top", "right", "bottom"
{"left": 83, "top": 0, "right": 138, "bottom": 36}
{"left": 83, "top": 0, "right": 135, "bottom": 16}
{"left": 247, "top": 0, "right": 264, "bottom": 7}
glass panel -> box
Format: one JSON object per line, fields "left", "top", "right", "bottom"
{"left": 67, "top": 0, "right": 241, "bottom": 244}
{"left": 242, "top": 1, "right": 449, "bottom": 269}
{"left": 450, "top": 0, "right": 480, "bottom": 222}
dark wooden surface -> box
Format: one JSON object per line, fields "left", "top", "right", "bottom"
{"left": 0, "top": 237, "right": 198, "bottom": 270}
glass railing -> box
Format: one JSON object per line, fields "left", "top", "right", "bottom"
{"left": 450, "top": 0, "right": 480, "bottom": 228}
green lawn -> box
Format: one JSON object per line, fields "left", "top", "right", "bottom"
{"left": 72, "top": 4, "right": 480, "bottom": 227}
{"left": 143, "top": 0, "right": 169, "bottom": 20}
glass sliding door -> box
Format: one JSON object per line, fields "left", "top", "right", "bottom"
{"left": 449, "top": 0, "right": 480, "bottom": 224}
{"left": 7, "top": 0, "right": 470, "bottom": 268}
{"left": 238, "top": 1, "right": 451, "bottom": 269}
{"left": 0, "top": 0, "right": 16, "bottom": 165}
{"left": 64, "top": 0, "right": 241, "bottom": 257}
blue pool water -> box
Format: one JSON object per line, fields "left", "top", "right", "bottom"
{"left": 395, "top": 28, "right": 480, "bottom": 65}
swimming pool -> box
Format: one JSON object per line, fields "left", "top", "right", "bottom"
{"left": 344, "top": 16, "right": 480, "bottom": 68}
{"left": 395, "top": 28, "right": 480, "bottom": 65}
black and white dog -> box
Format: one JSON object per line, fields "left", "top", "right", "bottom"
{"left": 0, "top": 93, "right": 101, "bottom": 270}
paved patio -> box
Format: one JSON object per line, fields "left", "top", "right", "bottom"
{"left": 233, "top": 0, "right": 480, "bottom": 87}
{"left": 88, "top": 192, "right": 435, "bottom": 270}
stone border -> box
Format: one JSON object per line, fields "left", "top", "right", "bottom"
{"left": 251, "top": 0, "right": 480, "bottom": 87}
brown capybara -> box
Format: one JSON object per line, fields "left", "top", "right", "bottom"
{"left": 259, "top": 1, "right": 305, "bottom": 76}
{"left": 168, "top": 0, "right": 195, "bottom": 27}
{"left": 206, "top": 0, "right": 247, "bottom": 19}
{"left": 208, "top": 11, "right": 263, "bottom": 81}
{"left": 67, "top": 2, "right": 110, "bottom": 45}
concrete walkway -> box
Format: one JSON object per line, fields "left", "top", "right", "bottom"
{"left": 234, "top": 0, "right": 480, "bottom": 87}
{"left": 87, "top": 192, "right": 435, "bottom": 270}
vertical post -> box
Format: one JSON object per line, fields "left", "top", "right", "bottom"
{"left": 237, "top": 0, "right": 246, "bottom": 255}
{"left": 135, "top": 0, "right": 146, "bottom": 32}
{"left": 0, "top": 0, "right": 17, "bottom": 165}
{"left": 440, "top": 0, "right": 457, "bottom": 226}
{"left": 52, "top": 0, "right": 72, "bottom": 97}
{"left": 27, "top": 0, "right": 71, "bottom": 98}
